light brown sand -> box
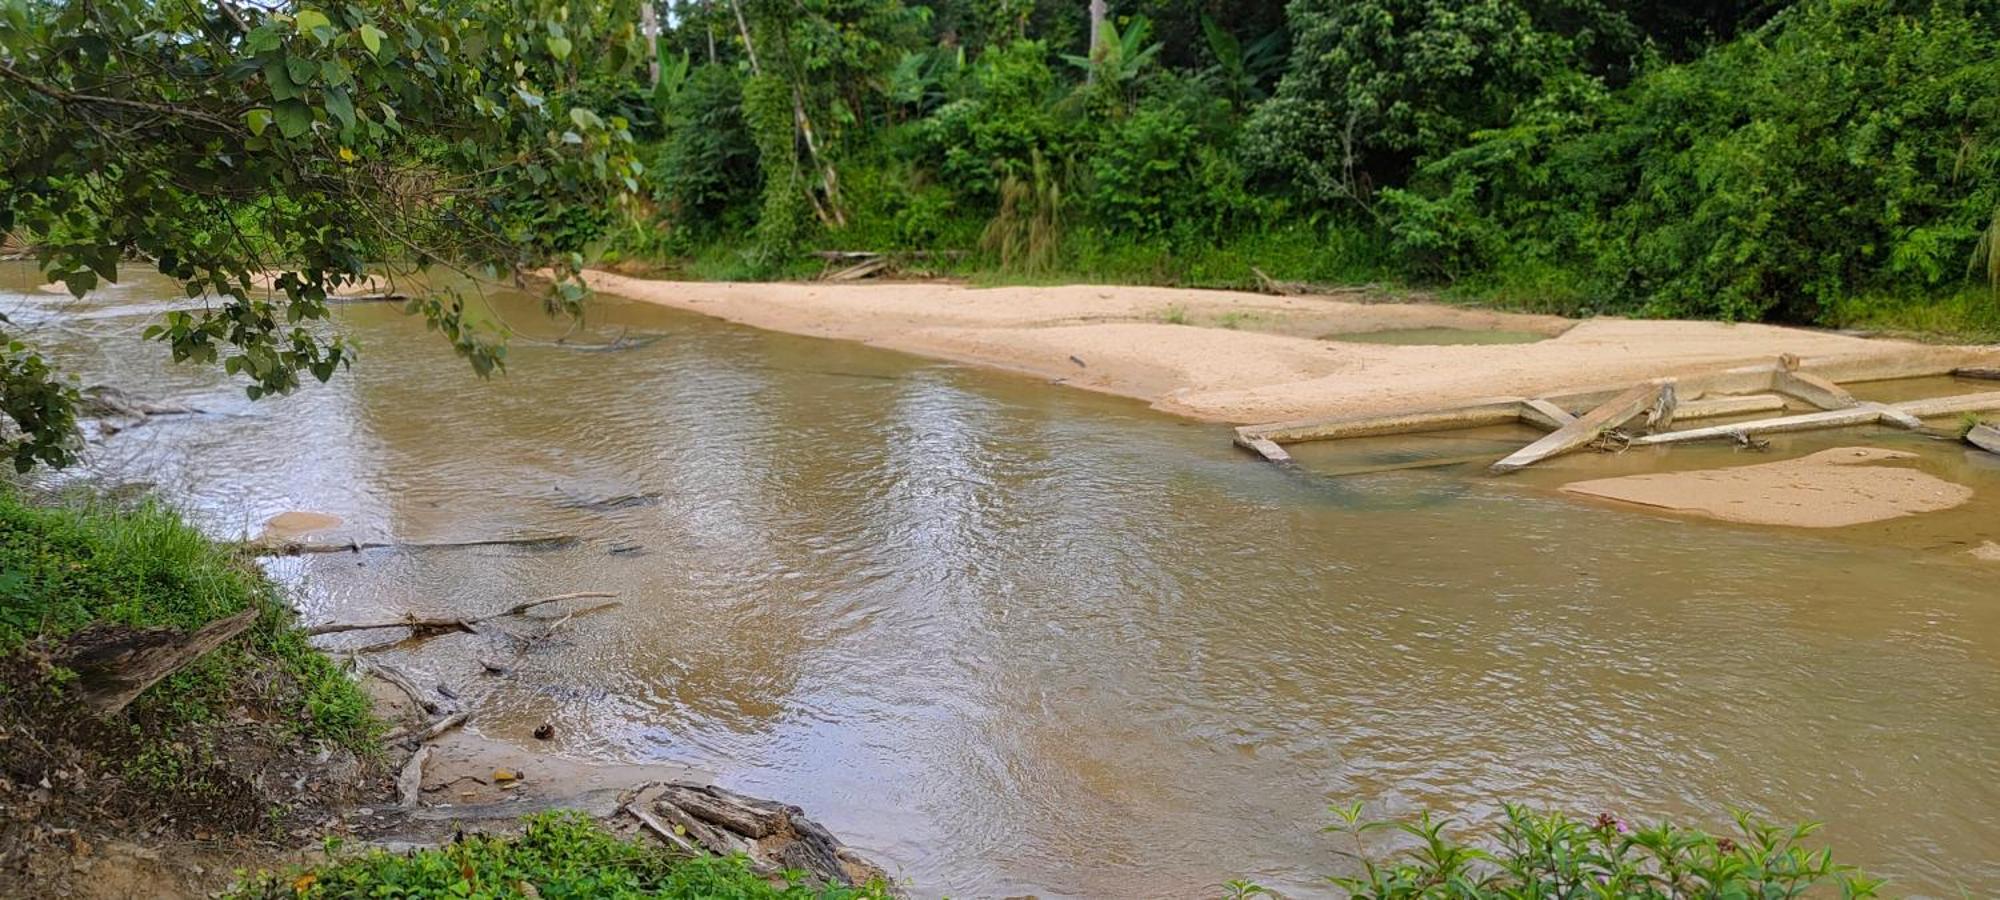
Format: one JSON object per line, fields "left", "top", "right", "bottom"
{"left": 1561, "top": 447, "right": 1974, "bottom": 528}
{"left": 258, "top": 510, "right": 342, "bottom": 540}
{"left": 581, "top": 271, "right": 1959, "bottom": 424}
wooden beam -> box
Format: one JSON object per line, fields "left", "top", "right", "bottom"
{"left": 1518, "top": 399, "right": 1577, "bottom": 431}
{"left": 1252, "top": 397, "right": 1525, "bottom": 443}
{"left": 1628, "top": 407, "right": 1885, "bottom": 446}
{"left": 1774, "top": 370, "right": 1858, "bottom": 410}
{"left": 1491, "top": 381, "right": 1669, "bottom": 474}
{"left": 1677, "top": 394, "right": 1789, "bottom": 420}
{"left": 1233, "top": 432, "right": 1294, "bottom": 464}
{"left": 1892, "top": 390, "right": 2000, "bottom": 418}
{"left": 1870, "top": 403, "right": 1925, "bottom": 430}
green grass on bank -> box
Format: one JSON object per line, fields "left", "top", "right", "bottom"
{"left": 227, "top": 813, "right": 892, "bottom": 899}
{"left": 0, "top": 490, "right": 375, "bottom": 809}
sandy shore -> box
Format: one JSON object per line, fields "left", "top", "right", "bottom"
{"left": 582, "top": 271, "right": 1970, "bottom": 425}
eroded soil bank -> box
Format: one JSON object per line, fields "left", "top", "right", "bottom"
{"left": 579, "top": 271, "right": 1959, "bottom": 425}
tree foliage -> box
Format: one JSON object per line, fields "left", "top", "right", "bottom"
{"left": 0, "top": 0, "right": 645, "bottom": 468}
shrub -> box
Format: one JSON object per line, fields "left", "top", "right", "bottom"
{"left": 226, "top": 812, "right": 892, "bottom": 899}
{"left": 649, "top": 64, "right": 763, "bottom": 238}
{"left": 1232, "top": 803, "right": 1879, "bottom": 898}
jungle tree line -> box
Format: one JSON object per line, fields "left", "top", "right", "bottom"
{"left": 2, "top": 0, "right": 1998, "bottom": 468}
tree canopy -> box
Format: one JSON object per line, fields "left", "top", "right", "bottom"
{"left": 1, "top": 0, "right": 646, "bottom": 469}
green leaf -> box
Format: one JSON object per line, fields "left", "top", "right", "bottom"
{"left": 358, "top": 23, "right": 384, "bottom": 55}
{"left": 567, "top": 107, "right": 602, "bottom": 130}
{"left": 275, "top": 99, "right": 313, "bottom": 138}
{"left": 324, "top": 88, "right": 355, "bottom": 131}
{"left": 245, "top": 107, "right": 273, "bottom": 136}
{"left": 546, "top": 35, "right": 571, "bottom": 60}
{"left": 293, "top": 9, "right": 330, "bottom": 34}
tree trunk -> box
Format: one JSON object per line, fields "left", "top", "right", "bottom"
{"left": 640, "top": 1, "right": 661, "bottom": 86}
{"left": 1088, "top": 0, "right": 1108, "bottom": 80}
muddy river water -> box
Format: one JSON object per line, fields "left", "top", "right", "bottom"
{"left": 6, "top": 265, "right": 1999, "bottom": 897}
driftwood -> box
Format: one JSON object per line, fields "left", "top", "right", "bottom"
{"left": 241, "top": 533, "right": 579, "bottom": 556}
{"left": 625, "top": 781, "right": 883, "bottom": 889}
{"left": 821, "top": 257, "right": 889, "bottom": 282}
{"left": 397, "top": 746, "right": 432, "bottom": 808}
{"left": 1954, "top": 367, "right": 2000, "bottom": 381}
{"left": 365, "top": 661, "right": 443, "bottom": 715}
{"left": 61, "top": 608, "right": 259, "bottom": 716}
{"left": 306, "top": 591, "right": 619, "bottom": 639}
{"left": 80, "top": 385, "right": 201, "bottom": 419}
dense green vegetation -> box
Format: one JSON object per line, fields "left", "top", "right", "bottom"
{"left": 5, "top": 0, "right": 1996, "bottom": 467}
{"left": 0, "top": 489, "right": 373, "bottom": 821}
{"left": 228, "top": 812, "right": 891, "bottom": 899}
{"left": 614, "top": 0, "right": 1997, "bottom": 334}
{"left": 1227, "top": 804, "right": 1878, "bottom": 899}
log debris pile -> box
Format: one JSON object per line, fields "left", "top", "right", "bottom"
{"left": 1233, "top": 350, "right": 2000, "bottom": 473}
{"left": 621, "top": 781, "right": 892, "bottom": 892}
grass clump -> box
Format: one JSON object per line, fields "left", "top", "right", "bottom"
{"left": 0, "top": 490, "right": 371, "bottom": 745}
{"left": 228, "top": 812, "right": 893, "bottom": 899}
{"left": 0, "top": 489, "right": 378, "bottom": 864}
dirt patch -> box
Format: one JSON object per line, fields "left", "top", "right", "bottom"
{"left": 0, "top": 650, "right": 386, "bottom": 899}
{"left": 579, "top": 271, "right": 1959, "bottom": 425}
{"left": 258, "top": 510, "right": 343, "bottom": 541}
{"left": 1560, "top": 447, "right": 1975, "bottom": 528}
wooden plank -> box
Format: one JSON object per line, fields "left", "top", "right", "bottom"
{"left": 1628, "top": 407, "right": 1884, "bottom": 446}
{"left": 1774, "top": 370, "right": 1857, "bottom": 410}
{"left": 1677, "top": 394, "right": 1788, "bottom": 420}
{"left": 1233, "top": 432, "right": 1294, "bottom": 464}
{"left": 1253, "top": 397, "right": 1525, "bottom": 443}
{"left": 1491, "top": 381, "right": 1667, "bottom": 474}
{"left": 1968, "top": 424, "right": 2000, "bottom": 455}
{"left": 1869, "top": 403, "right": 1925, "bottom": 431}
{"left": 1892, "top": 390, "right": 2000, "bottom": 418}
{"left": 1518, "top": 399, "right": 1577, "bottom": 431}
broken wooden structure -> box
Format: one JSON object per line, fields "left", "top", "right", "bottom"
{"left": 60, "top": 608, "right": 259, "bottom": 716}
{"left": 1234, "top": 349, "right": 2000, "bottom": 473}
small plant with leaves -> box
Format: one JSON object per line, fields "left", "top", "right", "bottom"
{"left": 1301, "top": 801, "right": 1881, "bottom": 899}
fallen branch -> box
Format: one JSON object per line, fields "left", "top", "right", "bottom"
{"left": 238, "top": 534, "right": 579, "bottom": 556}
{"left": 413, "top": 711, "right": 470, "bottom": 744}
{"left": 308, "top": 592, "right": 617, "bottom": 639}
{"left": 397, "top": 746, "right": 432, "bottom": 808}
{"left": 622, "top": 797, "right": 702, "bottom": 855}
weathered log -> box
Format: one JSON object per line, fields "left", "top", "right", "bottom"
{"left": 821, "top": 257, "right": 889, "bottom": 282}
{"left": 1953, "top": 367, "right": 2000, "bottom": 381}
{"left": 62, "top": 608, "right": 259, "bottom": 716}
{"left": 1628, "top": 407, "right": 1885, "bottom": 446}
{"left": 1491, "top": 381, "right": 1669, "bottom": 474}
{"left": 1518, "top": 399, "right": 1578, "bottom": 431}
{"left": 630, "top": 781, "right": 881, "bottom": 888}
{"left": 1968, "top": 424, "right": 2000, "bottom": 455}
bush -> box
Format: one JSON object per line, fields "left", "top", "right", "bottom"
{"left": 1232, "top": 804, "right": 1879, "bottom": 898}
{"left": 226, "top": 812, "right": 892, "bottom": 899}
{"left": 1392, "top": 0, "right": 2000, "bottom": 321}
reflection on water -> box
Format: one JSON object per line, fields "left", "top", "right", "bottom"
{"left": 5, "top": 263, "right": 1998, "bottom": 898}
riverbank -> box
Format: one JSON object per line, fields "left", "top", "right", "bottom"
{"left": 578, "top": 270, "right": 1975, "bottom": 426}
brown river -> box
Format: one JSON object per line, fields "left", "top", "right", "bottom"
{"left": 6, "top": 264, "right": 1999, "bottom": 897}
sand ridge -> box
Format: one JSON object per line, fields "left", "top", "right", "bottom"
{"left": 580, "top": 271, "right": 1961, "bottom": 425}
{"left": 1560, "top": 447, "right": 1975, "bottom": 528}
